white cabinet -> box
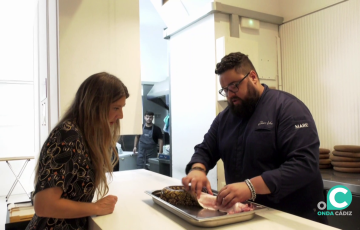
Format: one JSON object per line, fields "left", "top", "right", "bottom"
{"left": 215, "top": 36, "right": 259, "bottom": 101}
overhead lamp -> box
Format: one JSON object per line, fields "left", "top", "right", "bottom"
{"left": 240, "top": 17, "right": 260, "bottom": 30}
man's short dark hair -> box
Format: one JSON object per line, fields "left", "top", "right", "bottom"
{"left": 215, "top": 52, "right": 258, "bottom": 77}
{"left": 145, "top": 111, "right": 154, "bottom": 116}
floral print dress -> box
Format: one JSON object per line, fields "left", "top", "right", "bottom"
{"left": 26, "top": 121, "right": 95, "bottom": 230}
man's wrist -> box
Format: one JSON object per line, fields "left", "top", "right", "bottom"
{"left": 245, "top": 179, "right": 256, "bottom": 201}
{"left": 189, "top": 166, "right": 206, "bottom": 174}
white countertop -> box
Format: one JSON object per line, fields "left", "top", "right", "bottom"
{"left": 89, "top": 170, "right": 339, "bottom": 230}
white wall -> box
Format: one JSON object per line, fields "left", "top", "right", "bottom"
{"left": 280, "top": 0, "right": 360, "bottom": 149}
{"left": 279, "top": 0, "right": 344, "bottom": 22}
{"left": 152, "top": 0, "right": 346, "bottom": 33}
{"left": 140, "top": 25, "right": 168, "bottom": 83}
{"left": 170, "top": 14, "right": 218, "bottom": 189}
{"left": 59, "top": 0, "right": 142, "bottom": 135}
{"left": 140, "top": 0, "right": 168, "bottom": 82}
{"left": 216, "top": 0, "right": 345, "bottom": 22}
{"left": 181, "top": 0, "right": 214, "bottom": 16}
{"left": 216, "top": 0, "right": 282, "bottom": 17}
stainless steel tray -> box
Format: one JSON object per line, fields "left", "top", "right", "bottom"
{"left": 145, "top": 190, "right": 267, "bottom": 227}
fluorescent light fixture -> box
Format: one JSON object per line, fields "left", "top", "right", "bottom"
{"left": 240, "top": 17, "right": 260, "bottom": 30}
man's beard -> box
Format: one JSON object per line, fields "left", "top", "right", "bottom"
{"left": 228, "top": 82, "right": 259, "bottom": 118}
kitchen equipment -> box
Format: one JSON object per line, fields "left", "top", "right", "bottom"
{"left": 145, "top": 190, "right": 267, "bottom": 227}
{"left": 159, "top": 153, "right": 170, "bottom": 160}
{"left": 118, "top": 153, "right": 137, "bottom": 171}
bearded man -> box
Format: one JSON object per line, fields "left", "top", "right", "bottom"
{"left": 182, "top": 52, "right": 328, "bottom": 224}
{"left": 133, "top": 111, "right": 163, "bottom": 169}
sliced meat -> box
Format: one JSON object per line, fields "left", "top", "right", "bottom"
{"left": 220, "top": 202, "right": 254, "bottom": 214}
{"left": 197, "top": 192, "right": 254, "bottom": 214}
{"left": 197, "top": 192, "right": 219, "bottom": 211}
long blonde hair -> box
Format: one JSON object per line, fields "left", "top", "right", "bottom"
{"left": 35, "top": 72, "right": 129, "bottom": 199}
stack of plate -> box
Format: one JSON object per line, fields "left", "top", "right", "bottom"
{"left": 331, "top": 145, "right": 360, "bottom": 173}
{"left": 319, "top": 148, "right": 331, "bottom": 169}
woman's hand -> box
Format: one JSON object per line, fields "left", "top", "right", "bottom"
{"left": 94, "top": 195, "right": 118, "bottom": 216}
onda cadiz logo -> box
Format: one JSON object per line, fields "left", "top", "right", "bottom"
{"left": 317, "top": 185, "right": 352, "bottom": 216}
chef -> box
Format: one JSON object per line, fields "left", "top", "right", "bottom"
{"left": 134, "top": 111, "right": 163, "bottom": 169}
{"left": 182, "top": 52, "right": 328, "bottom": 224}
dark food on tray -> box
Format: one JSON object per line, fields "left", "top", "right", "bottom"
{"left": 160, "top": 186, "right": 200, "bottom": 206}
{"left": 159, "top": 186, "right": 254, "bottom": 214}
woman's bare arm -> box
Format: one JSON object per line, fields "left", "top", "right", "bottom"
{"left": 34, "top": 187, "right": 117, "bottom": 219}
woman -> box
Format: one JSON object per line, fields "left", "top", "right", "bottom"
{"left": 26, "top": 72, "right": 129, "bottom": 229}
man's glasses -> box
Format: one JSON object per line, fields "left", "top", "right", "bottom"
{"left": 218, "top": 71, "right": 250, "bottom": 97}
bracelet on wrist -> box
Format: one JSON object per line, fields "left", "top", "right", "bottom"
{"left": 245, "top": 179, "right": 256, "bottom": 201}
{"left": 190, "top": 166, "right": 206, "bottom": 174}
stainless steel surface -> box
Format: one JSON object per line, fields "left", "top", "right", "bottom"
{"left": 145, "top": 190, "right": 267, "bottom": 227}
{"left": 320, "top": 169, "right": 360, "bottom": 195}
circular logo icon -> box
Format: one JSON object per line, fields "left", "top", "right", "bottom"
{"left": 327, "top": 185, "right": 352, "bottom": 210}
{"left": 317, "top": 201, "right": 326, "bottom": 210}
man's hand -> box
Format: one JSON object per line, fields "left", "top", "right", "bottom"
{"left": 133, "top": 147, "right": 137, "bottom": 154}
{"left": 94, "top": 195, "right": 118, "bottom": 216}
{"left": 216, "top": 182, "right": 251, "bottom": 209}
{"left": 182, "top": 170, "right": 213, "bottom": 199}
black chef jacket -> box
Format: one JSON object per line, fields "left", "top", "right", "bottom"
{"left": 186, "top": 84, "right": 327, "bottom": 224}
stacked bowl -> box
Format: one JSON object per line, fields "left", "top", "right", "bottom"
{"left": 319, "top": 148, "right": 331, "bottom": 169}
{"left": 331, "top": 145, "right": 360, "bottom": 173}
